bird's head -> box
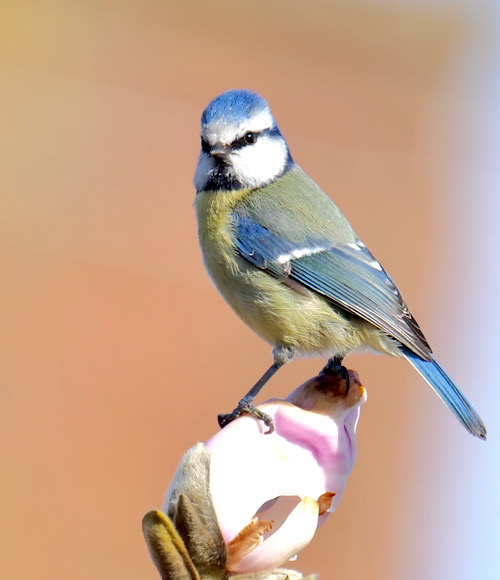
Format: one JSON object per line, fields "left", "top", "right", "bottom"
{"left": 194, "top": 89, "right": 294, "bottom": 193}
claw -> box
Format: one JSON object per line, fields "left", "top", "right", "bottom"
{"left": 218, "top": 397, "right": 275, "bottom": 433}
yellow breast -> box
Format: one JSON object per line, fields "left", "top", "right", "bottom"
{"left": 194, "top": 187, "right": 391, "bottom": 358}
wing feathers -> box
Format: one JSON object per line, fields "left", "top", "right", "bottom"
{"left": 234, "top": 214, "right": 431, "bottom": 359}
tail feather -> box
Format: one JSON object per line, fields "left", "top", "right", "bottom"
{"left": 401, "top": 346, "right": 487, "bottom": 440}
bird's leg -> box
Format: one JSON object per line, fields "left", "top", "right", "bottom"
{"left": 218, "top": 360, "right": 285, "bottom": 433}
{"left": 320, "top": 356, "right": 350, "bottom": 393}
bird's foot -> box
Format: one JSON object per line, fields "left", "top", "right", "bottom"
{"left": 218, "top": 396, "right": 274, "bottom": 434}
{"left": 320, "top": 357, "right": 350, "bottom": 393}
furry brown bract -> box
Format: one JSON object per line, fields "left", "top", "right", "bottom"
{"left": 143, "top": 444, "right": 318, "bottom": 580}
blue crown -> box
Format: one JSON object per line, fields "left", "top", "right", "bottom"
{"left": 202, "top": 90, "right": 271, "bottom": 127}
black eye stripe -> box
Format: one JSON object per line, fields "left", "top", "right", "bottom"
{"left": 231, "top": 130, "right": 262, "bottom": 150}
{"left": 201, "top": 127, "right": 282, "bottom": 155}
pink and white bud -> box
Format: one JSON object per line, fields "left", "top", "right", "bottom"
{"left": 204, "top": 371, "right": 366, "bottom": 574}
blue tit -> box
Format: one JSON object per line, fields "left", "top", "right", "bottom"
{"left": 194, "top": 89, "right": 486, "bottom": 439}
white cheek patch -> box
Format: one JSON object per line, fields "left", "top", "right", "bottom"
{"left": 230, "top": 135, "right": 288, "bottom": 189}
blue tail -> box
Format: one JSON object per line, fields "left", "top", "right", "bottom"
{"left": 401, "top": 346, "right": 486, "bottom": 439}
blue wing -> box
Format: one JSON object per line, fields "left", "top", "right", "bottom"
{"left": 234, "top": 214, "right": 431, "bottom": 360}
{"left": 233, "top": 214, "right": 487, "bottom": 439}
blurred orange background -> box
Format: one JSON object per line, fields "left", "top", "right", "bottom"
{"left": 1, "top": 1, "right": 499, "bottom": 579}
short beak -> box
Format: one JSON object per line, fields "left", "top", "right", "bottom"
{"left": 210, "top": 143, "right": 231, "bottom": 158}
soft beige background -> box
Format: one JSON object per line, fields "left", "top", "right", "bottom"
{"left": 1, "top": 1, "right": 498, "bottom": 579}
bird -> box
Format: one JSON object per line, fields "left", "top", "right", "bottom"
{"left": 193, "top": 89, "right": 486, "bottom": 439}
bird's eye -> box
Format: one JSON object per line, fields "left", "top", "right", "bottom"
{"left": 201, "top": 138, "right": 211, "bottom": 153}
{"left": 231, "top": 131, "right": 260, "bottom": 150}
